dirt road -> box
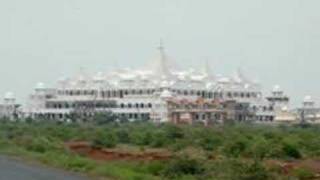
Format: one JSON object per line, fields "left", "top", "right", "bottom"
{"left": 0, "top": 155, "right": 90, "bottom": 180}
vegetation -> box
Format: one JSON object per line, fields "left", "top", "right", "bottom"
{"left": 1, "top": 118, "right": 320, "bottom": 179}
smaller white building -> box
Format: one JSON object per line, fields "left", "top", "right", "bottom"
{"left": 296, "top": 96, "right": 320, "bottom": 124}
{"left": 0, "top": 92, "right": 20, "bottom": 120}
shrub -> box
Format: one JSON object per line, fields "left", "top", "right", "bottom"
{"left": 223, "top": 139, "right": 248, "bottom": 158}
{"left": 199, "top": 135, "right": 222, "bottom": 151}
{"left": 282, "top": 143, "right": 302, "bottom": 159}
{"left": 238, "top": 160, "right": 271, "bottom": 180}
{"left": 116, "top": 129, "right": 131, "bottom": 144}
{"left": 164, "top": 125, "right": 184, "bottom": 140}
{"left": 150, "top": 131, "right": 168, "bottom": 148}
{"left": 292, "top": 167, "right": 315, "bottom": 180}
{"left": 162, "top": 156, "right": 205, "bottom": 178}
{"left": 92, "top": 130, "right": 117, "bottom": 148}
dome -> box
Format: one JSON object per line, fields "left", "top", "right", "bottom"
{"left": 93, "top": 72, "right": 105, "bottom": 82}
{"left": 272, "top": 85, "right": 281, "bottom": 92}
{"left": 35, "top": 82, "right": 45, "bottom": 90}
{"left": 58, "top": 76, "right": 67, "bottom": 82}
{"left": 160, "top": 80, "right": 170, "bottom": 88}
{"left": 160, "top": 90, "right": 173, "bottom": 98}
{"left": 281, "top": 106, "right": 288, "bottom": 112}
{"left": 218, "top": 77, "right": 230, "bottom": 83}
{"left": 244, "top": 84, "right": 250, "bottom": 89}
{"left": 303, "top": 95, "right": 313, "bottom": 103}
{"left": 4, "top": 92, "right": 15, "bottom": 100}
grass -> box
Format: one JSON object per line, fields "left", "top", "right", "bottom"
{"left": 1, "top": 120, "right": 320, "bottom": 179}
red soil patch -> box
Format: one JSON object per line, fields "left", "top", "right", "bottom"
{"left": 65, "top": 141, "right": 171, "bottom": 161}
{"left": 266, "top": 159, "right": 320, "bottom": 177}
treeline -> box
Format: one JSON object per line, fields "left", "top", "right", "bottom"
{"left": 0, "top": 119, "right": 319, "bottom": 179}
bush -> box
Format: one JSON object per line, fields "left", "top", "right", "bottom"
{"left": 164, "top": 125, "right": 184, "bottom": 140}
{"left": 292, "top": 168, "right": 315, "bottom": 180}
{"left": 150, "top": 131, "right": 169, "bottom": 148}
{"left": 238, "top": 160, "right": 271, "bottom": 180}
{"left": 116, "top": 129, "right": 131, "bottom": 144}
{"left": 282, "top": 143, "right": 302, "bottom": 159}
{"left": 92, "top": 130, "right": 117, "bottom": 148}
{"left": 223, "top": 139, "right": 248, "bottom": 158}
{"left": 162, "top": 156, "right": 205, "bottom": 178}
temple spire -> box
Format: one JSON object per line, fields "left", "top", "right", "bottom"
{"left": 155, "top": 40, "right": 171, "bottom": 79}
{"left": 203, "top": 59, "right": 214, "bottom": 80}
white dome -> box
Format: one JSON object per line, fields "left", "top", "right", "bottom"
{"left": 160, "top": 80, "right": 170, "bottom": 88}
{"left": 4, "top": 92, "right": 15, "bottom": 100}
{"left": 244, "top": 84, "right": 250, "bottom": 89}
{"left": 281, "top": 106, "right": 288, "bottom": 112}
{"left": 273, "top": 85, "right": 281, "bottom": 92}
{"left": 218, "top": 77, "right": 230, "bottom": 83}
{"left": 58, "top": 76, "right": 67, "bottom": 82}
{"left": 93, "top": 72, "right": 105, "bottom": 82}
{"left": 304, "top": 95, "right": 313, "bottom": 103}
{"left": 160, "top": 90, "right": 173, "bottom": 98}
{"left": 35, "top": 82, "right": 45, "bottom": 90}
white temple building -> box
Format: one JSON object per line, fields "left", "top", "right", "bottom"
{"left": 20, "top": 44, "right": 291, "bottom": 123}
{"left": 0, "top": 92, "right": 20, "bottom": 120}
{"left": 295, "top": 96, "right": 320, "bottom": 124}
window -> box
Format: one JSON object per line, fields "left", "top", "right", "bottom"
{"left": 269, "top": 106, "right": 274, "bottom": 111}
{"left": 263, "top": 106, "right": 267, "bottom": 111}
{"left": 197, "top": 91, "right": 201, "bottom": 96}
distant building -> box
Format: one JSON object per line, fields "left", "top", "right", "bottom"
{"left": 0, "top": 92, "right": 20, "bottom": 120}
{"left": 266, "top": 85, "right": 297, "bottom": 124}
{"left": 21, "top": 43, "right": 282, "bottom": 123}
{"left": 295, "top": 96, "right": 320, "bottom": 124}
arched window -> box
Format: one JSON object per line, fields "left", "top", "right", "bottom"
{"left": 263, "top": 106, "right": 267, "bottom": 111}
{"left": 148, "top": 103, "right": 152, "bottom": 108}
{"left": 128, "top": 103, "right": 132, "bottom": 108}
{"left": 269, "top": 106, "right": 274, "bottom": 111}
{"left": 252, "top": 106, "right": 257, "bottom": 111}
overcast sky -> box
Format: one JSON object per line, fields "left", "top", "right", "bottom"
{"left": 0, "top": 0, "right": 319, "bottom": 106}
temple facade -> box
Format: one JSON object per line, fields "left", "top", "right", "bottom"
{"left": 20, "top": 44, "right": 294, "bottom": 124}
